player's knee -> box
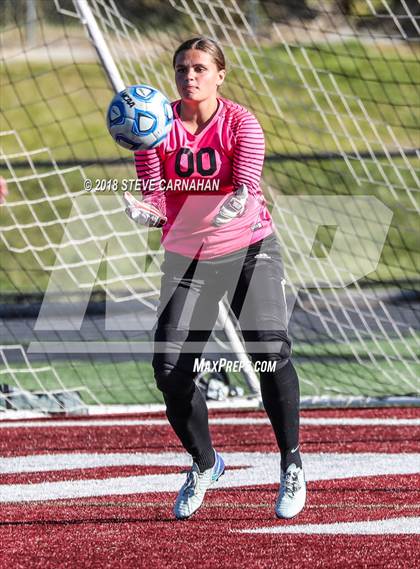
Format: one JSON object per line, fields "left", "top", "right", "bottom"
{"left": 153, "top": 358, "right": 195, "bottom": 396}
{"left": 263, "top": 342, "right": 291, "bottom": 370}
{"left": 247, "top": 331, "right": 292, "bottom": 370}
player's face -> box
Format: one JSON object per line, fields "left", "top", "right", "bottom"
{"left": 174, "top": 49, "right": 225, "bottom": 102}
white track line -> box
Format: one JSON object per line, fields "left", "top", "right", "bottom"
{"left": 2, "top": 453, "right": 420, "bottom": 502}
{"left": 238, "top": 517, "right": 420, "bottom": 535}
{"left": 0, "top": 417, "right": 419, "bottom": 429}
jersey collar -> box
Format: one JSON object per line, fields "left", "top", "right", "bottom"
{"left": 173, "top": 98, "right": 224, "bottom": 137}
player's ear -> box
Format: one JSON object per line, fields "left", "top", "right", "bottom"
{"left": 216, "top": 69, "right": 226, "bottom": 88}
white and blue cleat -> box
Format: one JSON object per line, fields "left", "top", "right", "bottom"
{"left": 275, "top": 463, "right": 306, "bottom": 519}
{"left": 174, "top": 451, "right": 225, "bottom": 520}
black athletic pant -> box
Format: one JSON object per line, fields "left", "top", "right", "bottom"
{"left": 152, "top": 234, "right": 301, "bottom": 472}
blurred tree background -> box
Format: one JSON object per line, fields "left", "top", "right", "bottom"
{"left": 0, "top": 0, "right": 176, "bottom": 26}
{"left": 1, "top": 0, "right": 418, "bottom": 37}
{"left": 260, "top": 1, "right": 419, "bottom": 37}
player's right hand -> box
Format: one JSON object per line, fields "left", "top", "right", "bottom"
{"left": 123, "top": 191, "right": 167, "bottom": 228}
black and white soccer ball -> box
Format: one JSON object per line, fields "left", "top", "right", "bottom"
{"left": 106, "top": 84, "right": 173, "bottom": 151}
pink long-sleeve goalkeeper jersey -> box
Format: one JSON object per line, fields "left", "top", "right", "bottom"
{"left": 134, "top": 97, "right": 273, "bottom": 260}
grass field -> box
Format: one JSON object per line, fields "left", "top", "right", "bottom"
{"left": 3, "top": 333, "right": 419, "bottom": 406}
{"left": 2, "top": 356, "right": 418, "bottom": 406}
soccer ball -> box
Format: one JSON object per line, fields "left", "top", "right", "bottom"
{"left": 106, "top": 84, "right": 173, "bottom": 151}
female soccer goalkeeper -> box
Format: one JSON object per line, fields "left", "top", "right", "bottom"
{"left": 124, "top": 37, "right": 306, "bottom": 520}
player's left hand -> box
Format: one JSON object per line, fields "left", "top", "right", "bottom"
{"left": 212, "top": 184, "right": 248, "bottom": 227}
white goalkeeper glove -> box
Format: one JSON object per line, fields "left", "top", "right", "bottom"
{"left": 212, "top": 184, "right": 248, "bottom": 227}
{"left": 123, "top": 190, "right": 167, "bottom": 228}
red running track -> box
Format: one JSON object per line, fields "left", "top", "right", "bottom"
{"left": 0, "top": 407, "right": 419, "bottom": 569}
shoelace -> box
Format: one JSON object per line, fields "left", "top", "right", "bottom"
{"left": 283, "top": 471, "right": 300, "bottom": 498}
{"left": 183, "top": 470, "right": 199, "bottom": 497}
